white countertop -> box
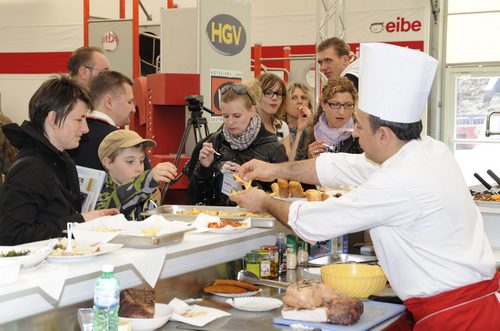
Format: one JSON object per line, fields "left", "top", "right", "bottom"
{"left": 0, "top": 227, "right": 278, "bottom": 324}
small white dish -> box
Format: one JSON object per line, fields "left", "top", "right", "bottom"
{"left": 211, "top": 289, "right": 261, "bottom": 298}
{"left": 226, "top": 297, "right": 283, "bottom": 312}
{"left": 0, "top": 247, "right": 50, "bottom": 270}
{"left": 120, "top": 303, "right": 173, "bottom": 331}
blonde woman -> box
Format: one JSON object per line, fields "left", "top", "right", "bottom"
{"left": 187, "top": 80, "right": 287, "bottom": 206}
{"left": 283, "top": 82, "right": 314, "bottom": 161}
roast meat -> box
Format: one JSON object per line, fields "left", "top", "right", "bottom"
{"left": 282, "top": 280, "right": 323, "bottom": 309}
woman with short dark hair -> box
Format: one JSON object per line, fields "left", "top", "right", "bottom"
{"left": 0, "top": 75, "right": 118, "bottom": 245}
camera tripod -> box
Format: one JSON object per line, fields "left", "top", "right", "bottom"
{"left": 160, "top": 96, "right": 214, "bottom": 202}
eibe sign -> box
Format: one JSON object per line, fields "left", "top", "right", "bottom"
{"left": 206, "top": 14, "right": 246, "bottom": 56}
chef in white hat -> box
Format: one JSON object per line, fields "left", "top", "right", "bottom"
{"left": 231, "top": 43, "right": 499, "bottom": 329}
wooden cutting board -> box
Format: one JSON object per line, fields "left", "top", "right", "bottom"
{"left": 273, "top": 301, "right": 406, "bottom": 331}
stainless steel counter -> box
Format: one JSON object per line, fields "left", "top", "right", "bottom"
{"left": 0, "top": 260, "right": 401, "bottom": 331}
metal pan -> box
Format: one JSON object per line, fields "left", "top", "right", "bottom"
{"left": 142, "top": 205, "right": 276, "bottom": 228}
{"left": 109, "top": 228, "right": 191, "bottom": 248}
{"left": 306, "top": 253, "right": 378, "bottom": 266}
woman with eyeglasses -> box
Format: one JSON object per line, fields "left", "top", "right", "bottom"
{"left": 256, "top": 73, "right": 289, "bottom": 141}
{"left": 186, "top": 81, "right": 288, "bottom": 206}
{"left": 282, "top": 82, "right": 314, "bottom": 161}
{"left": 307, "top": 77, "right": 362, "bottom": 158}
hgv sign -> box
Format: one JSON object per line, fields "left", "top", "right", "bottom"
{"left": 206, "top": 14, "right": 246, "bottom": 56}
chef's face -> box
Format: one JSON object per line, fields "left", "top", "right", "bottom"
{"left": 317, "top": 47, "right": 351, "bottom": 81}
{"left": 221, "top": 98, "right": 256, "bottom": 136}
{"left": 103, "top": 146, "right": 145, "bottom": 184}
{"left": 352, "top": 109, "right": 382, "bottom": 164}
{"left": 322, "top": 92, "right": 354, "bottom": 128}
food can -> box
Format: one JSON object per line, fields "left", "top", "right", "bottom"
{"left": 244, "top": 252, "right": 260, "bottom": 277}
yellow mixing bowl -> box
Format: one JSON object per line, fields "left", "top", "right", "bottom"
{"left": 320, "top": 263, "right": 387, "bottom": 299}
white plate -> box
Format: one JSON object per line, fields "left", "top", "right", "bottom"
{"left": 211, "top": 289, "right": 261, "bottom": 298}
{"left": 205, "top": 226, "right": 250, "bottom": 234}
{"left": 226, "top": 297, "right": 283, "bottom": 312}
{"left": 0, "top": 247, "right": 49, "bottom": 269}
{"left": 47, "top": 243, "right": 123, "bottom": 263}
{"left": 120, "top": 303, "right": 174, "bottom": 331}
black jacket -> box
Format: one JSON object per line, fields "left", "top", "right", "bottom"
{"left": 68, "top": 117, "right": 151, "bottom": 171}
{"left": 0, "top": 122, "right": 84, "bottom": 245}
{"left": 187, "top": 126, "right": 288, "bottom": 206}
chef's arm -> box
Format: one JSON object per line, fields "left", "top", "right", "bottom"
{"left": 264, "top": 195, "right": 292, "bottom": 226}
{"left": 242, "top": 158, "right": 320, "bottom": 186}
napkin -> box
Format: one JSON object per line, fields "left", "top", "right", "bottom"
{"left": 168, "top": 297, "right": 231, "bottom": 327}
{"left": 124, "top": 246, "right": 167, "bottom": 287}
{"left": 121, "top": 215, "right": 190, "bottom": 236}
{"left": 21, "top": 263, "right": 69, "bottom": 301}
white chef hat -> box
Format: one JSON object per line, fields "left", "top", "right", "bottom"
{"left": 358, "top": 43, "right": 438, "bottom": 123}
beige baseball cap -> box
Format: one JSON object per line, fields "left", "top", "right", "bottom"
{"left": 98, "top": 129, "right": 156, "bottom": 162}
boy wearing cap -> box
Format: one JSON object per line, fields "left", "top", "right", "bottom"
{"left": 230, "top": 43, "right": 498, "bottom": 329}
{"left": 96, "top": 130, "right": 177, "bottom": 220}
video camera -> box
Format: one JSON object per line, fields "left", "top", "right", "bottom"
{"left": 184, "top": 95, "right": 214, "bottom": 117}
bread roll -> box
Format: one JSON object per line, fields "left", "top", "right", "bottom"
{"left": 321, "top": 192, "right": 330, "bottom": 201}
{"left": 289, "top": 181, "right": 305, "bottom": 198}
{"left": 271, "top": 182, "right": 280, "bottom": 196}
{"left": 277, "top": 179, "right": 289, "bottom": 198}
{"left": 305, "top": 189, "right": 322, "bottom": 201}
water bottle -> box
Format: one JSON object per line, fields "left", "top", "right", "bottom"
{"left": 93, "top": 265, "right": 120, "bottom": 331}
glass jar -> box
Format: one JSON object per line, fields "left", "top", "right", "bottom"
{"left": 261, "top": 245, "right": 279, "bottom": 278}
{"left": 244, "top": 252, "right": 261, "bottom": 276}
{"left": 253, "top": 249, "right": 271, "bottom": 279}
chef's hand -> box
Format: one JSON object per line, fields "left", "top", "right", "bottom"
{"left": 297, "top": 106, "right": 312, "bottom": 131}
{"left": 239, "top": 159, "right": 277, "bottom": 182}
{"left": 308, "top": 140, "right": 327, "bottom": 159}
{"left": 222, "top": 161, "right": 241, "bottom": 173}
{"left": 230, "top": 188, "right": 270, "bottom": 214}
{"left": 82, "top": 208, "right": 119, "bottom": 222}
{"left": 152, "top": 162, "right": 177, "bottom": 183}
{"left": 198, "top": 142, "right": 217, "bottom": 167}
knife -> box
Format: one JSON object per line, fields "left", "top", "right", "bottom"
{"left": 486, "top": 169, "right": 500, "bottom": 187}
{"left": 473, "top": 173, "right": 492, "bottom": 190}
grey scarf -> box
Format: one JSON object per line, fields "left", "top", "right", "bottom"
{"left": 223, "top": 115, "right": 262, "bottom": 150}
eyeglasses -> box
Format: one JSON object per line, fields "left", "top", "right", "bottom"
{"left": 326, "top": 101, "right": 355, "bottom": 110}
{"left": 263, "top": 90, "right": 286, "bottom": 99}
{"left": 84, "top": 66, "right": 107, "bottom": 73}
{"left": 220, "top": 84, "right": 255, "bottom": 105}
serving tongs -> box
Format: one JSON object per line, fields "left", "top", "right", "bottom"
{"left": 473, "top": 171, "right": 500, "bottom": 194}
{"left": 237, "top": 270, "right": 290, "bottom": 289}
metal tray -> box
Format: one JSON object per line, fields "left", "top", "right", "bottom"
{"left": 109, "top": 228, "right": 191, "bottom": 248}
{"left": 142, "top": 205, "right": 276, "bottom": 228}
{"left": 307, "top": 253, "right": 377, "bottom": 266}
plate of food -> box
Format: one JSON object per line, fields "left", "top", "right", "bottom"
{"left": 226, "top": 297, "right": 283, "bottom": 312}
{"left": 47, "top": 240, "right": 123, "bottom": 263}
{"left": 205, "top": 219, "right": 251, "bottom": 234}
{"left": 0, "top": 246, "right": 49, "bottom": 270}
{"left": 203, "top": 279, "right": 260, "bottom": 297}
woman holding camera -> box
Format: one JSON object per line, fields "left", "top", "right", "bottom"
{"left": 186, "top": 81, "right": 287, "bottom": 206}
{"left": 307, "top": 77, "right": 362, "bottom": 158}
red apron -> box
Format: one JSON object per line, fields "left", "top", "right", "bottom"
{"left": 401, "top": 271, "right": 500, "bottom": 331}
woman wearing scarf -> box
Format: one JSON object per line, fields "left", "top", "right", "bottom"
{"left": 187, "top": 81, "right": 288, "bottom": 206}
{"left": 307, "top": 77, "right": 362, "bottom": 158}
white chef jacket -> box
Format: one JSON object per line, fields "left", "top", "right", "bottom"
{"left": 288, "top": 136, "right": 496, "bottom": 300}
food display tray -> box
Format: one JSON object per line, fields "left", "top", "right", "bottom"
{"left": 307, "top": 253, "right": 378, "bottom": 266}
{"left": 142, "top": 205, "right": 276, "bottom": 228}
{"left": 109, "top": 228, "right": 191, "bottom": 248}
